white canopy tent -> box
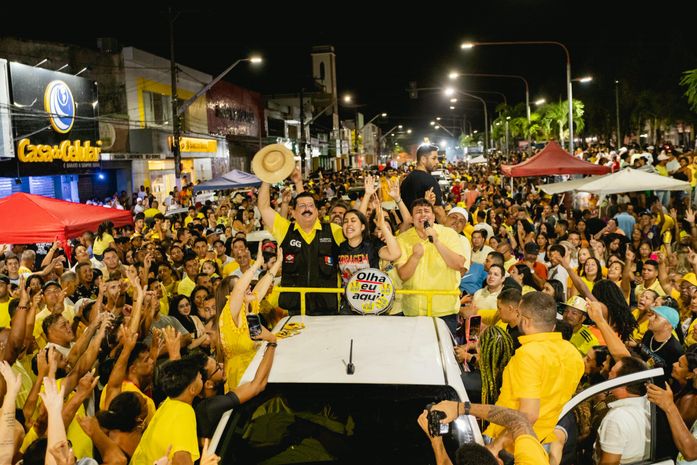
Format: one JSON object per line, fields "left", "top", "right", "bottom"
{"left": 538, "top": 168, "right": 690, "bottom": 195}
{"left": 539, "top": 175, "right": 604, "bottom": 195}
{"left": 468, "top": 155, "right": 488, "bottom": 164}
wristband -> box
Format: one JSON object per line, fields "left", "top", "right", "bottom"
{"left": 463, "top": 401, "right": 471, "bottom": 416}
{"left": 267, "top": 342, "right": 278, "bottom": 348}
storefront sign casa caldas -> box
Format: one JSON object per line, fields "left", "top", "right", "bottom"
{"left": 1, "top": 62, "right": 101, "bottom": 177}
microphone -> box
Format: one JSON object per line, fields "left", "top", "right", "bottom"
{"left": 423, "top": 221, "right": 434, "bottom": 243}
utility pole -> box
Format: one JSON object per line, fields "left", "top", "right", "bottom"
{"left": 615, "top": 80, "right": 621, "bottom": 148}
{"left": 299, "top": 87, "right": 306, "bottom": 176}
{"left": 169, "top": 7, "right": 182, "bottom": 188}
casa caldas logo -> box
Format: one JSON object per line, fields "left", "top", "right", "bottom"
{"left": 17, "top": 80, "right": 101, "bottom": 163}
{"left": 44, "top": 80, "right": 75, "bottom": 134}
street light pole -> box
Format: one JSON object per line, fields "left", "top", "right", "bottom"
{"left": 462, "top": 40, "right": 572, "bottom": 152}
{"left": 169, "top": 8, "right": 261, "bottom": 188}
{"left": 451, "top": 72, "right": 530, "bottom": 123}
{"left": 446, "top": 89, "right": 488, "bottom": 154}
{"left": 615, "top": 80, "right": 621, "bottom": 148}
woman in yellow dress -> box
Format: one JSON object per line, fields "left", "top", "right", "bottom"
{"left": 219, "top": 242, "right": 282, "bottom": 391}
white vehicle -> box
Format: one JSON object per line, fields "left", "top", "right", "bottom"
{"left": 210, "top": 315, "right": 481, "bottom": 464}
{"left": 430, "top": 169, "right": 451, "bottom": 193}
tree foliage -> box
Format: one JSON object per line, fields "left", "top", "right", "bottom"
{"left": 680, "top": 68, "right": 697, "bottom": 113}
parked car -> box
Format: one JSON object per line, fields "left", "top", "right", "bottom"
{"left": 210, "top": 315, "right": 481, "bottom": 465}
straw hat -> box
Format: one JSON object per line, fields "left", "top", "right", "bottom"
{"left": 252, "top": 144, "right": 296, "bottom": 183}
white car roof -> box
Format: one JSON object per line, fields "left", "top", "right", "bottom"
{"left": 240, "top": 315, "right": 463, "bottom": 387}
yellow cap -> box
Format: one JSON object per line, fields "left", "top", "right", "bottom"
{"left": 682, "top": 272, "right": 697, "bottom": 287}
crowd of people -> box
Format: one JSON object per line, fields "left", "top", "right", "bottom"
{"left": 1, "top": 140, "right": 697, "bottom": 464}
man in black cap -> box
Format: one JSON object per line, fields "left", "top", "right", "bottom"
{"left": 519, "top": 242, "right": 547, "bottom": 288}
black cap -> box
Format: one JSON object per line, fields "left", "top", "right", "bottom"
{"left": 0, "top": 274, "right": 9, "bottom": 284}
{"left": 42, "top": 280, "right": 61, "bottom": 291}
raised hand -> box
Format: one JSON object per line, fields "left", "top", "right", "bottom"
{"left": 48, "top": 440, "right": 75, "bottom": 465}
{"left": 363, "top": 173, "right": 377, "bottom": 198}
{"left": 290, "top": 166, "right": 302, "bottom": 185}
{"left": 625, "top": 245, "right": 635, "bottom": 263}
{"left": 585, "top": 298, "right": 605, "bottom": 323}
{"left": 0, "top": 360, "right": 21, "bottom": 396}
{"left": 687, "top": 207, "right": 696, "bottom": 224}
{"left": 281, "top": 187, "right": 292, "bottom": 204}
{"left": 255, "top": 241, "right": 265, "bottom": 268}
{"left": 387, "top": 177, "right": 400, "bottom": 201}
{"left": 39, "top": 376, "right": 65, "bottom": 413}
{"left": 76, "top": 369, "right": 99, "bottom": 397}
{"left": 424, "top": 187, "right": 436, "bottom": 206}
{"left": 163, "top": 326, "right": 181, "bottom": 359}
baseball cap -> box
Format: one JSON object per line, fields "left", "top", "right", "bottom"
{"left": 42, "top": 280, "right": 61, "bottom": 292}
{"left": 682, "top": 272, "right": 697, "bottom": 288}
{"left": 563, "top": 295, "right": 588, "bottom": 313}
{"left": 652, "top": 306, "right": 679, "bottom": 329}
{"left": 0, "top": 274, "right": 9, "bottom": 284}
{"left": 447, "top": 206, "right": 469, "bottom": 222}
{"left": 262, "top": 241, "right": 277, "bottom": 253}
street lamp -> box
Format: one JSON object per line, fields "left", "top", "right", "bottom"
{"left": 462, "top": 40, "right": 574, "bottom": 153}
{"left": 534, "top": 98, "right": 546, "bottom": 106}
{"left": 450, "top": 71, "right": 531, "bottom": 122}
{"left": 170, "top": 55, "right": 261, "bottom": 186}
{"left": 445, "top": 87, "right": 489, "bottom": 154}
{"left": 615, "top": 80, "right": 621, "bottom": 148}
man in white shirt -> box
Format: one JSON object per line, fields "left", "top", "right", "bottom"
{"left": 470, "top": 229, "right": 494, "bottom": 265}
{"left": 547, "top": 244, "right": 570, "bottom": 296}
{"left": 596, "top": 356, "right": 651, "bottom": 464}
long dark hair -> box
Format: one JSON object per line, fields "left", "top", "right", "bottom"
{"left": 169, "top": 294, "right": 196, "bottom": 334}
{"left": 514, "top": 264, "right": 541, "bottom": 291}
{"left": 97, "top": 221, "right": 114, "bottom": 241}
{"left": 592, "top": 279, "right": 637, "bottom": 341}
{"left": 342, "top": 209, "right": 371, "bottom": 243}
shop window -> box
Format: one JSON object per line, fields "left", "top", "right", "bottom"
{"left": 143, "top": 91, "right": 172, "bottom": 127}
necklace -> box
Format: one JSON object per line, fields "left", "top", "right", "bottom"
{"left": 649, "top": 335, "right": 669, "bottom": 353}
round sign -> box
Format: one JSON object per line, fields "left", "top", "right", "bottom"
{"left": 345, "top": 268, "right": 395, "bottom": 315}
{"left": 44, "top": 80, "right": 75, "bottom": 134}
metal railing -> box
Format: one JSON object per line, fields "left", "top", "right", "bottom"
{"left": 275, "top": 286, "right": 461, "bottom": 316}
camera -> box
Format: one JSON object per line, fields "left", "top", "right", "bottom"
{"left": 426, "top": 403, "right": 449, "bottom": 437}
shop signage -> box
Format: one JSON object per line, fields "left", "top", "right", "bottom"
{"left": 1, "top": 62, "right": 101, "bottom": 176}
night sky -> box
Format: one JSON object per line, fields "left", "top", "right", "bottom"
{"left": 3, "top": 2, "right": 695, "bottom": 141}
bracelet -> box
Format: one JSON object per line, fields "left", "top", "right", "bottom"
{"left": 457, "top": 402, "right": 461, "bottom": 417}
{"left": 267, "top": 342, "right": 278, "bottom": 348}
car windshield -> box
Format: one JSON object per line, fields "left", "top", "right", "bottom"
{"left": 215, "top": 383, "right": 473, "bottom": 465}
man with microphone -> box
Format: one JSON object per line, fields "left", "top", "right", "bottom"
{"left": 394, "top": 198, "right": 466, "bottom": 334}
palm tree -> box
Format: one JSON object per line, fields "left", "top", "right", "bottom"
{"left": 539, "top": 100, "right": 585, "bottom": 145}
{"left": 680, "top": 68, "right": 697, "bottom": 113}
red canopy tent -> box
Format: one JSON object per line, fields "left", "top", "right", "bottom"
{"left": 0, "top": 193, "right": 133, "bottom": 245}
{"left": 500, "top": 141, "right": 611, "bottom": 177}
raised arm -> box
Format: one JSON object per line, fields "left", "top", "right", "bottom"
{"left": 586, "top": 299, "right": 630, "bottom": 361}
{"left": 258, "top": 182, "right": 279, "bottom": 233}
{"left": 375, "top": 204, "right": 401, "bottom": 262}
{"left": 358, "top": 174, "right": 378, "bottom": 216}
{"left": 387, "top": 177, "right": 412, "bottom": 232}
{"left": 228, "top": 243, "right": 264, "bottom": 324}
{"left": 251, "top": 247, "right": 283, "bottom": 304}
{"left": 39, "top": 377, "right": 67, "bottom": 465}
{"left": 0, "top": 362, "right": 22, "bottom": 465}
{"left": 232, "top": 327, "right": 277, "bottom": 404}
{"left": 555, "top": 250, "right": 595, "bottom": 301}
{"left": 103, "top": 325, "right": 138, "bottom": 409}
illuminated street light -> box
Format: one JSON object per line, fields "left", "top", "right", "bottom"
{"left": 462, "top": 40, "right": 576, "bottom": 152}
{"left": 534, "top": 98, "right": 546, "bottom": 105}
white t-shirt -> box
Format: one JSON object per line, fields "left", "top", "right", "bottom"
{"left": 470, "top": 245, "right": 494, "bottom": 265}
{"left": 596, "top": 396, "right": 650, "bottom": 464}
{"left": 547, "top": 264, "right": 569, "bottom": 296}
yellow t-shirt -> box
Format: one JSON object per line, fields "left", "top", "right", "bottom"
{"left": 271, "top": 214, "right": 345, "bottom": 247}
{"left": 93, "top": 233, "right": 115, "bottom": 256}
{"left": 0, "top": 299, "right": 11, "bottom": 328}
{"left": 131, "top": 397, "right": 200, "bottom": 465}
{"left": 514, "top": 434, "right": 551, "bottom": 465}
{"left": 100, "top": 380, "right": 156, "bottom": 423}
{"left": 222, "top": 259, "right": 240, "bottom": 277}
{"left": 570, "top": 326, "right": 599, "bottom": 356}
{"left": 484, "top": 332, "right": 584, "bottom": 443}
{"left": 394, "top": 225, "right": 465, "bottom": 317}
{"left": 634, "top": 279, "right": 666, "bottom": 301}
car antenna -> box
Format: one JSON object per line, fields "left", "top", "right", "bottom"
{"left": 346, "top": 339, "right": 355, "bottom": 375}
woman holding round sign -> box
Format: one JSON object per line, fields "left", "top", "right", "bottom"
{"left": 338, "top": 202, "right": 401, "bottom": 314}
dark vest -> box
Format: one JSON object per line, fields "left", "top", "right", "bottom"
{"left": 279, "top": 222, "right": 340, "bottom": 315}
